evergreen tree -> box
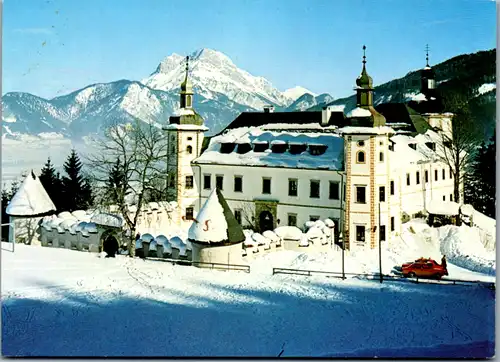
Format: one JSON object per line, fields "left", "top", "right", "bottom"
{"left": 465, "top": 130, "right": 496, "bottom": 218}
{"left": 61, "top": 149, "right": 94, "bottom": 212}
{"left": 1, "top": 181, "right": 20, "bottom": 241}
{"left": 39, "top": 157, "right": 63, "bottom": 211}
{"left": 106, "top": 158, "right": 126, "bottom": 206}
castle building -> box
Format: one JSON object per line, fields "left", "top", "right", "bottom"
{"left": 165, "top": 48, "right": 458, "bottom": 250}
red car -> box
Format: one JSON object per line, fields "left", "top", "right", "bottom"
{"left": 402, "top": 258, "right": 448, "bottom": 279}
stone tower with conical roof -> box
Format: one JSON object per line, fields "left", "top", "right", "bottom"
{"left": 163, "top": 56, "right": 208, "bottom": 226}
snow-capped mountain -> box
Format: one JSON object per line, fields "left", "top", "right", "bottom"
{"left": 3, "top": 48, "right": 331, "bottom": 140}
{"left": 143, "top": 48, "right": 294, "bottom": 110}
{"left": 283, "top": 86, "right": 316, "bottom": 101}
{"left": 285, "top": 93, "right": 334, "bottom": 111}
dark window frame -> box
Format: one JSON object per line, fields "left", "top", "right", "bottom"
{"left": 356, "top": 225, "right": 365, "bottom": 242}
{"left": 416, "top": 171, "right": 420, "bottom": 185}
{"left": 234, "top": 175, "right": 243, "bottom": 193}
{"left": 216, "top": 175, "right": 224, "bottom": 190}
{"left": 379, "top": 186, "right": 386, "bottom": 202}
{"left": 379, "top": 225, "right": 386, "bottom": 242}
{"left": 310, "top": 180, "right": 320, "bottom": 198}
{"left": 185, "top": 175, "right": 194, "bottom": 189}
{"left": 262, "top": 177, "right": 272, "bottom": 195}
{"left": 390, "top": 216, "right": 395, "bottom": 231}
{"left": 185, "top": 207, "right": 194, "bottom": 221}
{"left": 288, "top": 178, "right": 298, "bottom": 197}
{"left": 356, "top": 186, "right": 366, "bottom": 204}
{"left": 288, "top": 213, "right": 297, "bottom": 227}
{"left": 329, "top": 181, "right": 339, "bottom": 200}
{"left": 203, "top": 174, "right": 211, "bottom": 190}
{"left": 390, "top": 180, "right": 395, "bottom": 195}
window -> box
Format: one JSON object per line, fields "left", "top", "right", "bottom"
{"left": 390, "top": 217, "right": 395, "bottom": 231}
{"left": 449, "top": 169, "right": 453, "bottom": 179}
{"left": 416, "top": 171, "right": 420, "bottom": 185}
{"left": 288, "top": 179, "right": 298, "bottom": 197}
{"left": 379, "top": 152, "right": 384, "bottom": 162}
{"left": 329, "top": 181, "right": 339, "bottom": 200}
{"left": 434, "top": 170, "right": 438, "bottom": 181}
{"left": 203, "top": 174, "right": 211, "bottom": 190}
{"left": 310, "top": 215, "right": 320, "bottom": 222}
{"left": 185, "top": 207, "right": 194, "bottom": 221}
{"left": 310, "top": 180, "right": 320, "bottom": 198}
{"left": 357, "top": 140, "right": 365, "bottom": 147}
{"left": 185, "top": 175, "right": 193, "bottom": 189}
{"left": 171, "top": 145, "right": 176, "bottom": 153}
{"left": 262, "top": 178, "right": 271, "bottom": 194}
{"left": 425, "top": 170, "right": 429, "bottom": 183}
{"left": 171, "top": 135, "right": 175, "bottom": 142}
{"left": 379, "top": 225, "right": 386, "bottom": 242}
{"left": 169, "top": 174, "right": 175, "bottom": 188}
{"left": 234, "top": 209, "right": 242, "bottom": 224}
{"left": 356, "top": 186, "right": 366, "bottom": 204}
{"left": 186, "top": 95, "right": 192, "bottom": 108}
{"left": 187, "top": 137, "right": 193, "bottom": 141}
{"left": 442, "top": 169, "right": 445, "bottom": 180}
{"left": 288, "top": 213, "right": 297, "bottom": 227}
{"left": 357, "top": 151, "right": 366, "bottom": 163}
{"left": 379, "top": 186, "right": 386, "bottom": 202}
{"left": 234, "top": 176, "right": 243, "bottom": 192}
{"left": 449, "top": 194, "right": 453, "bottom": 201}
{"left": 406, "top": 173, "right": 410, "bottom": 186}
{"left": 186, "top": 145, "right": 193, "bottom": 154}
{"left": 216, "top": 175, "right": 224, "bottom": 190}
{"left": 343, "top": 184, "right": 346, "bottom": 201}
{"left": 442, "top": 195, "right": 446, "bottom": 201}
{"left": 356, "top": 225, "right": 365, "bottom": 242}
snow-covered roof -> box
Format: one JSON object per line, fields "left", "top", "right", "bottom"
{"left": 426, "top": 200, "right": 460, "bottom": 216}
{"left": 337, "top": 126, "right": 395, "bottom": 135}
{"left": 195, "top": 127, "right": 344, "bottom": 171}
{"left": 90, "top": 212, "right": 124, "bottom": 228}
{"left": 188, "top": 188, "right": 245, "bottom": 244}
{"left": 6, "top": 172, "right": 56, "bottom": 217}
{"left": 345, "top": 107, "right": 372, "bottom": 118}
{"left": 163, "top": 124, "right": 209, "bottom": 131}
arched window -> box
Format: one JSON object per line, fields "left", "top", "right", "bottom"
{"left": 186, "top": 145, "right": 193, "bottom": 154}
{"left": 186, "top": 95, "right": 192, "bottom": 108}
{"left": 357, "top": 151, "right": 365, "bottom": 163}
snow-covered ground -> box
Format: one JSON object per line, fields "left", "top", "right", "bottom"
{"left": 1, "top": 219, "right": 495, "bottom": 357}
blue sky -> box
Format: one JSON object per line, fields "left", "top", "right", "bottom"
{"left": 3, "top": 0, "right": 496, "bottom": 99}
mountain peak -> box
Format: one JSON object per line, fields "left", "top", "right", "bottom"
{"left": 283, "top": 86, "right": 316, "bottom": 101}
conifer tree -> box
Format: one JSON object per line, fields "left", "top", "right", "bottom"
{"left": 61, "top": 149, "right": 94, "bottom": 211}
{"left": 106, "top": 158, "right": 126, "bottom": 206}
{"left": 39, "top": 157, "right": 63, "bottom": 210}
{"left": 466, "top": 131, "right": 496, "bottom": 218}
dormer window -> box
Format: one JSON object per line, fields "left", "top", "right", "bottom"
{"left": 252, "top": 141, "right": 269, "bottom": 152}
{"left": 220, "top": 142, "right": 236, "bottom": 154}
{"left": 409, "top": 143, "right": 417, "bottom": 150}
{"left": 357, "top": 151, "right": 366, "bottom": 163}
{"left": 425, "top": 142, "right": 436, "bottom": 151}
{"left": 309, "top": 144, "right": 328, "bottom": 156}
{"left": 236, "top": 143, "right": 252, "bottom": 154}
{"left": 289, "top": 142, "right": 307, "bottom": 155}
{"left": 271, "top": 140, "right": 288, "bottom": 153}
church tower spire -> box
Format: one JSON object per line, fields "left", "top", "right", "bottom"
{"left": 180, "top": 56, "right": 194, "bottom": 109}
{"left": 421, "top": 44, "right": 436, "bottom": 96}
{"left": 356, "top": 45, "right": 374, "bottom": 107}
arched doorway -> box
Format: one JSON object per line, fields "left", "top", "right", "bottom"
{"left": 259, "top": 210, "right": 274, "bottom": 233}
{"left": 101, "top": 231, "right": 119, "bottom": 258}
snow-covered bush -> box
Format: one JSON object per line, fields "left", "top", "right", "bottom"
{"left": 305, "top": 226, "right": 325, "bottom": 245}
{"left": 299, "top": 234, "right": 309, "bottom": 247}
{"left": 274, "top": 226, "right": 302, "bottom": 241}
{"left": 262, "top": 230, "right": 281, "bottom": 245}
{"left": 252, "top": 233, "right": 271, "bottom": 249}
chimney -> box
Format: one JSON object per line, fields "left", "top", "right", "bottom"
{"left": 321, "top": 106, "right": 333, "bottom": 126}
{"left": 263, "top": 105, "right": 275, "bottom": 113}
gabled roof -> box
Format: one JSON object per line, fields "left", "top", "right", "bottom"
{"left": 187, "top": 188, "right": 245, "bottom": 245}
{"left": 219, "top": 111, "right": 346, "bottom": 134}
{"left": 6, "top": 171, "right": 56, "bottom": 217}
{"left": 375, "top": 103, "right": 433, "bottom": 135}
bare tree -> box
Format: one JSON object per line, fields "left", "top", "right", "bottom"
{"left": 436, "top": 95, "right": 482, "bottom": 209}
{"left": 236, "top": 202, "right": 256, "bottom": 230}
{"left": 86, "top": 119, "right": 170, "bottom": 257}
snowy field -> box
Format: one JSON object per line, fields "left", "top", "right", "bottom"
{"left": 1, "top": 220, "right": 495, "bottom": 358}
